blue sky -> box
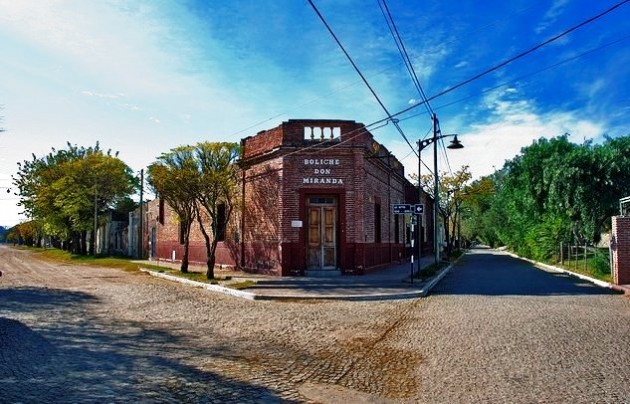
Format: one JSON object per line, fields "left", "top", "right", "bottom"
{"left": 1, "top": 0, "right": 628, "bottom": 226}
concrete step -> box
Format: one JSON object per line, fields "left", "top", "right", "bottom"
{"left": 305, "top": 269, "right": 342, "bottom": 277}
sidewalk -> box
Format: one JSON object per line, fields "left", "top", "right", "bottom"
{"left": 135, "top": 255, "right": 455, "bottom": 301}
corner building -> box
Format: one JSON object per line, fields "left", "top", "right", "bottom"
{"left": 239, "top": 119, "right": 433, "bottom": 276}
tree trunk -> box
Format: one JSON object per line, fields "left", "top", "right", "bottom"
{"left": 181, "top": 240, "right": 189, "bottom": 273}
{"left": 90, "top": 227, "right": 96, "bottom": 256}
{"left": 196, "top": 212, "right": 216, "bottom": 280}
{"left": 71, "top": 232, "right": 80, "bottom": 254}
{"left": 206, "top": 252, "right": 216, "bottom": 280}
{"left": 443, "top": 216, "right": 451, "bottom": 257}
{"left": 81, "top": 231, "right": 88, "bottom": 255}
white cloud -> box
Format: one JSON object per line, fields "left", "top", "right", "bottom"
{"left": 81, "top": 91, "right": 122, "bottom": 99}
{"left": 385, "top": 90, "right": 607, "bottom": 183}
{"left": 454, "top": 60, "right": 469, "bottom": 69}
{"left": 535, "top": 0, "right": 570, "bottom": 34}
{"left": 452, "top": 91, "right": 604, "bottom": 179}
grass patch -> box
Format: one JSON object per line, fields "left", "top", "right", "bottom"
{"left": 21, "top": 246, "right": 162, "bottom": 273}
{"left": 415, "top": 261, "right": 449, "bottom": 280}
{"left": 549, "top": 247, "right": 612, "bottom": 283}
{"left": 34, "top": 248, "right": 141, "bottom": 271}
{"left": 228, "top": 280, "right": 256, "bottom": 290}
{"left": 153, "top": 268, "right": 243, "bottom": 286}
{"left": 17, "top": 245, "right": 255, "bottom": 287}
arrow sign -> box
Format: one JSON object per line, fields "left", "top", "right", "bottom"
{"left": 393, "top": 204, "right": 411, "bottom": 214}
{"left": 414, "top": 204, "right": 424, "bottom": 214}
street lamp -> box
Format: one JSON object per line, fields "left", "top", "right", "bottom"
{"left": 417, "top": 113, "right": 464, "bottom": 267}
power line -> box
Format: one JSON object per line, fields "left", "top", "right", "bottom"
{"left": 380, "top": 0, "right": 630, "bottom": 122}
{"left": 378, "top": 0, "right": 434, "bottom": 118}
{"left": 398, "top": 32, "right": 630, "bottom": 123}
{"left": 307, "top": 0, "right": 419, "bottom": 157}
{"left": 227, "top": 1, "right": 546, "bottom": 140}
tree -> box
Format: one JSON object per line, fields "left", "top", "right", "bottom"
{"left": 13, "top": 143, "right": 137, "bottom": 254}
{"left": 461, "top": 134, "right": 630, "bottom": 261}
{"left": 147, "top": 146, "right": 198, "bottom": 273}
{"left": 419, "top": 165, "right": 472, "bottom": 256}
{"left": 194, "top": 142, "right": 240, "bottom": 279}
{"left": 460, "top": 176, "right": 498, "bottom": 246}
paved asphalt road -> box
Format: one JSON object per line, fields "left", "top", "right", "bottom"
{"left": 1, "top": 245, "right": 629, "bottom": 403}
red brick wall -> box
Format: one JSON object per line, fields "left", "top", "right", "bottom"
{"left": 241, "top": 159, "right": 283, "bottom": 275}
{"left": 150, "top": 119, "right": 432, "bottom": 276}
{"left": 150, "top": 198, "right": 239, "bottom": 268}
{"left": 612, "top": 216, "right": 630, "bottom": 285}
{"left": 241, "top": 119, "right": 418, "bottom": 275}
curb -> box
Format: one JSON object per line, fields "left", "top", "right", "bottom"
{"left": 139, "top": 268, "right": 258, "bottom": 300}
{"left": 419, "top": 262, "right": 455, "bottom": 297}
{"left": 504, "top": 252, "right": 625, "bottom": 294}
{"left": 418, "top": 251, "right": 468, "bottom": 297}
{"left": 139, "top": 262, "right": 460, "bottom": 301}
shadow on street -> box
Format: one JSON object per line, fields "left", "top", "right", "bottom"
{"left": 0, "top": 286, "right": 292, "bottom": 402}
{"left": 433, "top": 248, "right": 619, "bottom": 296}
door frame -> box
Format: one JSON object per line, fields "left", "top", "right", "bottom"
{"left": 306, "top": 197, "right": 338, "bottom": 270}
{"left": 298, "top": 189, "right": 346, "bottom": 272}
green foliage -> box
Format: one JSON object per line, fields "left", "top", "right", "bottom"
{"left": 460, "top": 134, "right": 630, "bottom": 262}
{"left": 194, "top": 142, "right": 241, "bottom": 279}
{"left": 419, "top": 165, "right": 471, "bottom": 254}
{"left": 592, "top": 254, "right": 611, "bottom": 277}
{"left": 147, "top": 142, "right": 241, "bottom": 277}
{"left": 147, "top": 146, "right": 198, "bottom": 273}
{"left": 12, "top": 142, "right": 137, "bottom": 253}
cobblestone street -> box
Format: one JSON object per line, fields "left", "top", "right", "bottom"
{"left": 1, "top": 245, "right": 630, "bottom": 403}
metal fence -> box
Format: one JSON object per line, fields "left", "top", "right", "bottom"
{"left": 557, "top": 242, "right": 611, "bottom": 277}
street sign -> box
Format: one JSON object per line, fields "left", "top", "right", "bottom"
{"left": 393, "top": 203, "right": 411, "bottom": 214}
{"left": 414, "top": 204, "right": 424, "bottom": 214}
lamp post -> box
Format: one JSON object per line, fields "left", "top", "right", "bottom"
{"left": 418, "top": 113, "right": 463, "bottom": 266}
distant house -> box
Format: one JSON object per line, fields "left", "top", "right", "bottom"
{"left": 146, "top": 119, "right": 434, "bottom": 276}
{"left": 95, "top": 210, "right": 130, "bottom": 256}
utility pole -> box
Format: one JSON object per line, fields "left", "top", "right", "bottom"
{"left": 417, "top": 114, "right": 464, "bottom": 267}
{"left": 93, "top": 181, "right": 98, "bottom": 256}
{"left": 433, "top": 113, "right": 440, "bottom": 265}
{"left": 417, "top": 140, "right": 422, "bottom": 264}
{"left": 138, "top": 169, "right": 144, "bottom": 259}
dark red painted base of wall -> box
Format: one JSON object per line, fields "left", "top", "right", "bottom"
{"left": 154, "top": 240, "right": 430, "bottom": 277}
{"left": 155, "top": 241, "right": 238, "bottom": 268}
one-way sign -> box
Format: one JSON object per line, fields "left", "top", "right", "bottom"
{"left": 392, "top": 204, "right": 411, "bottom": 214}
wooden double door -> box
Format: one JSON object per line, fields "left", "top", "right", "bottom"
{"left": 307, "top": 197, "right": 338, "bottom": 270}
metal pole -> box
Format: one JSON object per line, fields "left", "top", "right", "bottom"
{"left": 418, "top": 139, "right": 422, "bottom": 264}
{"left": 433, "top": 113, "right": 440, "bottom": 265}
{"left": 410, "top": 224, "right": 414, "bottom": 285}
{"left": 138, "top": 169, "right": 144, "bottom": 259}
{"left": 93, "top": 182, "right": 98, "bottom": 255}
{"left": 457, "top": 205, "right": 461, "bottom": 250}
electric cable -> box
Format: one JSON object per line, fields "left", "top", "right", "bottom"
{"left": 378, "top": 0, "right": 434, "bottom": 118}
{"left": 378, "top": 0, "right": 630, "bottom": 122}
{"left": 307, "top": 0, "right": 419, "bottom": 157}
{"left": 396, "top": 32, "right": 630, "bottom": 123}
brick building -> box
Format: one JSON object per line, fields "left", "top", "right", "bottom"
{"left": 148, "top": 119, "right": 433, "bottom": 276}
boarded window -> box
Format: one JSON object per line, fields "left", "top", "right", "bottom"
{"left": 217, "top": 204, "right": 226, "bottom": 242}
{"left": 158, "top": 199, "right": 165, "bottom": 225}
{"left": 375, "top": 203, "right": 381, "bottom": 243}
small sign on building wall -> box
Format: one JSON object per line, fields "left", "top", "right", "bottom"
{"left": 291, "top": 220, "right": 303, "bottom": 228}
